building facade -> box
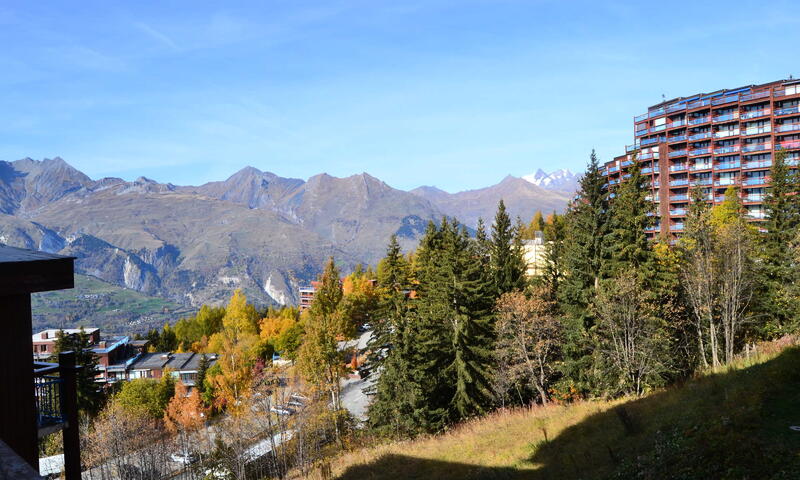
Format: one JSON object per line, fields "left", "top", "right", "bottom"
{"left": 604, "top": 78, "right": 800, "bottom": 237}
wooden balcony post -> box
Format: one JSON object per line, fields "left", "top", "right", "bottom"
{"left": 59, "top": 351, "right": 81, "bottom": 480}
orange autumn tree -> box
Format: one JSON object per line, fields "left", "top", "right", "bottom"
{"left": 164, "top": 381, "right": 206, "bottom": 454}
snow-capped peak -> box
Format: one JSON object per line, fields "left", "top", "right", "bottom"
{"left": 522, "top": 168, "right": 579, "bottom": 192}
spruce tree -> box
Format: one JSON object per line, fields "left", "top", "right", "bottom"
{"left": 603, "top": 160, "right": 655, "bottom": 281}
{"left": 759, "top": 148, "right": 800, "bottom": 333}
{"left": 52, "top": 328, "right": 103, "bottom": 415}
{"left": 542, "top": 212, "right": 565, "bottom": 303}
{"left": 490, "top": 200, "right": 527, "bottom": 296}
{"left": 558, "top": 150, "right": 610, "bottom": 394}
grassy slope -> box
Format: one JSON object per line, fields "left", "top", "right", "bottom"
{"left": 31, "top": 274, "right": 192, "bottom": 334}
{"left": 311, "top": 339, "right": 800, "bottom": 480}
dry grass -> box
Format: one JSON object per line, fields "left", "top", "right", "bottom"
{"left": 290, "top": 336, "right": 800, "bottom": 480}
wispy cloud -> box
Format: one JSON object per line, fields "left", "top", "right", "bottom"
{"left": 133, "top": 22, "right": 180, "bottom": 51}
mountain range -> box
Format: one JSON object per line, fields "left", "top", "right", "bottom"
{"left": 0, "top": 157, "right": 575, "bottom": 310}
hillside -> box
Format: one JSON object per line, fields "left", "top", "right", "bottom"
{"left": 307, "top": 339, "right": 800, "bottom": 480}
{"left": 31, "top": 274, "right": 192, "bottom": 335}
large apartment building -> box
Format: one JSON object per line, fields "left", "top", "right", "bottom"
{"left": 604, "top": 78, "right": 800, "bottom": 237}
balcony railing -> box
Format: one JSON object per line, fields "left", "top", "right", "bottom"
{"left": 670, "top": 179, "right": 689, "bottom": 186}
{"left": 639, "top": 152, "right": 657, "bottom": 160}
{"left": 742, "top": 126, "right": 771, "bottom": 136}
{"left": 714, "top": 129, "right": 739, "bottom": 138}
{"left": 641, "top": 167, "right": 653, "bottom": 174}
{"left": 743, "top": 177, "right": 768, "bottom": 186}
{"left": 776, "top": 123, "right": 800, "bottom": 133}
{"left": 635, "top": 129, "right": 648, "bottom": 137}
{"left": 667, "top": 103, "right": 686, "bottom": 113}
{"left": 690, "top": 178, "right": 713, "bottom": 186}
{"left": 714, "top": 179, "right": 739, "bottom": 187}
{"left": 670, "top": 194, "right": 689, "bottom": 201}
{"left": 740, "top": 90, "right": 770, "bottom": 102}
{"left": 670, "top": 208, "right": 687, "bottom": 216}
{"left": 716, "top": 162, "right": 741, "bottom": 170}
{"left": 608, "top": 166, "right": 620, "bottom": 173}
{"left": 742, "top": 142, "right": 772, "bottom": 153}
{"left": 714, "top": 145, "right": 740, "bottom": 155}
{"left": 34, "top": 366, "right": 64, "bottom": 428}
{"left": 672, "top": 223, "right": 685, "bottom": 231}
{"left": 689, "top": 148, "right": 711, "bottom": 156}
{"left": 713, "top": 113, "right": 739, "bottom": 122}
{"left": 775, "top": 105, "right": 800, "bottom": 116}
{"left": 778, "top": 140, "right": 800, "bottom": 150}
{"left": 669, "top": 164, "right": 687, "bottom": 172}
{"left": 712, "top": 95, "right": 739, "bottom": 106}
{"left": 641, "top": 137, "right": 665, "bottom": 146}
{"left": 669, "top": 149, "right": 688, "bottom": 158}
{"left": 669, "top": 135, "right": 687, "bottom": 143}
{"left": 744, "top": 195, "right": 765, "bottom": 202}
{"left": 626, "top": 144, "right": 639, "bottom": 153}
{"left": 691, "top": 163, "right": 712, "bottom": 171}
{"left": 669, "top": 120, "right": 686, "bottom": 128}
{"left": 687, "top": 99, "right": 712, "bottom": 109}
{"left": 635, "top": 113, "right": 649, "bottom": 122}
{"left": 688, "top": 132, "right": 712, "bottom": 141}
{"left": 740, "top": 109, "right": 771, "bottom": 119}
{"left": 688, "top": 116, "right": 710, "bottom": 125}
{"left": 743, "top": 160, "right": 772, "bottom": 169}
{"left": 621, "top": 160, "right": 633, "bottom": 167}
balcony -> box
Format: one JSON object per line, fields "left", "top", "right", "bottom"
{"left": 715, "top": 162, "right": 741, "bottom": 170}
{"left": 641, "top": 167, "right": 653, "bottom": 174}
{"left": 740, "top": 90, "right": 770, "bottom": 102}
{"left": 690, "top": 163, "right": 712, "bottom": 171}
{"left": 713, "top": 113, "right": 739, "bottom": 123}
{"left": 671, "top": 223, "right": 685, "bottom": 231}
{"left": 778, "top": 140, "right": 800, "bottom": 150}
{"left": 669, "top": 135, "right": 687, "bottom": 143}
{"left": 669, "top": 164, "right": 688, "bottom": 172}
{"left": 712, "top": 95, "right": 739, "bottom": 106}
{"left": 651, "top": 124, "right": 666, "bottom": 133}
{"left": 635, "top": 113, "right": 649, "bottom": 122}
{"left": 641, "top": 137, "right": 664, "bottom": 146}
{"left": 670, "top": 194, "right": 689, "bottom": 201}
{"left": 744, "top": 194, "right": 765, "bottom": 202}
{"left": 608, "top": 165, "right": 620, "bottom": 173}
{"left": 670, "top": 208, "right": 687, "bottom": 216}
{"left": 688, "top": 132, "right": 712, "bottom": 141}
{"left": 743, "top": 160, "right": 772, "bottom": 169}
{"left": 743, "top": 177, "right": 768, "bottom": 186}
{"left": 776, "top": 123, "right": 800, "bottom": 133}
{"left": 621, "top": 160, "right": 633, "bottom": 167}
{"left": 714, "top": 179, "right": 739, "bottom": 187}
{"left": 742, "top": 126, "right": 771, "bottom": 136}
{"left": 742, "top": 142, "right": 772, "bottom": 153}
{"left": 688, "top": 116, "right": 710, "bottom": 125}
{"left": 747, "top": 211, "right": 767, "bottom": 219}
{"left": 639, "top": 152, "right": 658, "bottom": 160}
{"left": 775, "top": 105, "right": 800, "bottom": 116}
{"left": 670, "top": 179, "right": 689, "bottom": 186}
{"left": 714, "top": 145, "right": 740, "bottom": 155}
{"left": 714, "top": 129, "right": 739, "bottom": 138}
{"left": 34, "top": 362, "right": 65, "bottom": 434}
{"left": 741, "top": 109, "right": 770, "bottom": 119}
{"left": 669, "top": 149, "right": 688, "bottom": 158}
{"left": 689, "top": 148, "right": 711, "bottom": 156}
{"left": 690, "top": 178, "right": 713, "bottom": 186}
{"left": 635, "top": 129, "right": 648, "bottom": 137}
{"left": 669, "top": 120, "right": 686, "bottom": 128}
{"left": 687, "top": 99, "right": 712, "bottom": 109}
{"left": 625, "top": 144, "right": 639, "bottom": 153}
{"left": 667, "top": 103, "right": 686, "bottom": 114}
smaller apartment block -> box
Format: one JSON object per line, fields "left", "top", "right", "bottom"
{"left": 604, "top": 78, "right": 800, "bottom": 237}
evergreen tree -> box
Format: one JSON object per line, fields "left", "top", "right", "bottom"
{"left": 759, "top": 148, "right": 800, "bottom": 333}
{"left": 542, "top": 212, "right": 566, "bottom": 302}
{"left": 52, "top": 328, "right": 103, "bottom": 415}
{"left": 602, "top": 160, "right": 655, "bottom": 280}
{"left": 490, "top": 200, "right": 527, "bottom": 296}
{"left": 557, "top": 150, "right": 610, "bottom": 393}
{"left": 196, "top": 354, "right": 210, "bottom": 396}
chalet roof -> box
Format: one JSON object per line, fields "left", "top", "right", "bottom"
{"left": 32, "top": 328, "right": 99, "bottom": 342}
{"left": 129, "top": 352, "right": 170, "bottom": 370}
{"left": 0, "top": 245, "right": 74, "bottom": 294}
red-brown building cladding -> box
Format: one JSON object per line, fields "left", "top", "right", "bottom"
{"left": 604, "top": 78, "right": 800, "bottom": 238}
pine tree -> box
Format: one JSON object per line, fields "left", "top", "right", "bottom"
{"left": 490, "top": 200, "right": 527, "bottom": 296}
{"left": 542, "top": 212, "right": 565, "bottom": 303}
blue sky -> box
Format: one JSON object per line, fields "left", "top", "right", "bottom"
{"left": 1, "top": 0, "right": 799, "bottom": 192}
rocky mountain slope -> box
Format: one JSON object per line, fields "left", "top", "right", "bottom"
{"left": 522, "top": 168, "right": 580, "bottom": 193}
{"left": 0, "top": 158, "right": 571, "bottom": 310}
